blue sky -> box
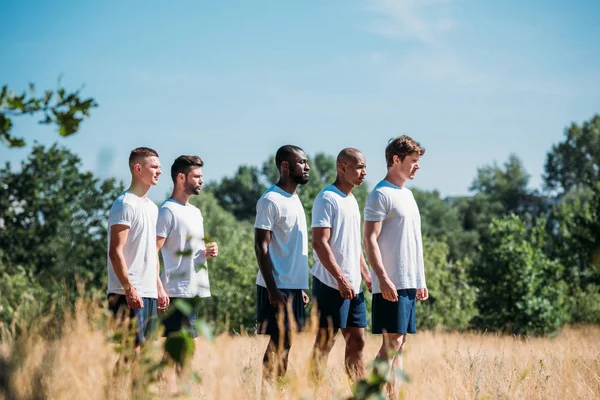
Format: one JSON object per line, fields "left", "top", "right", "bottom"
{"left": 1, "top": 0, "right": 599, "bottom": 201}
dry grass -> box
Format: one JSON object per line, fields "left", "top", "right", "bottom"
{"left": 1, "top": 301, "right": 599, "bottom": 400}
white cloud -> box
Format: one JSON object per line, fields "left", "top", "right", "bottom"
{"left": 365, "top": 0, "right": 455, "bottom": 45}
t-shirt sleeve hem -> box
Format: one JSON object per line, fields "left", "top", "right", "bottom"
{"left": 364, "top": 215, "right": 386, "bottom": 222}
{"left": 109, "top": 220, "right": 132, "bottom": 227}
{"left": 254, "top": 224, "right": 273, "bottom": 231}
{"left": 311, "top": 222, "right": 333, "bottom": 228}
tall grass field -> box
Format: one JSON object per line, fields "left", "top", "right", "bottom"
{"left": 1, "top": 298, "right": 599, "bottom": 399}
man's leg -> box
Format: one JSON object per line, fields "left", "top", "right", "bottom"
{"left": 310, "top": 277, "right": 344, "bottom": 381}
{"left": 341, "top": 327, "right": 366, "bottom": 381}
{"left": 310, "top": 326, "right": 338, "bottom": 381}
{"left": 263, "top": 330, "right": 292, "bottom": 381}
{"left": 376, "top": 333, "right": 406, "bottom": 400}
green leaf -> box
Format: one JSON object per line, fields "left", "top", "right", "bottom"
{"left": 164, "top": 331, "right": 195, "bottom": 367}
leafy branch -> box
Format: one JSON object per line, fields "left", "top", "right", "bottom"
{"left": 0, "top": 81, "right": 97, "bottom": 147}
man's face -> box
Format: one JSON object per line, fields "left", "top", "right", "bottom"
{"left": 342, "top": 153, "right": 367, "bottom": 187}
{"left": 137, "top": 156, "right": 161, "bottom": 186}
{"left": 397, "top": 153, "right": 421, "bottom": 180}
{"left": 183, "top": 166, "right": 203, "bottom": 195}
{"left": 287, "top": 151, "right": 310, "bottom": 185}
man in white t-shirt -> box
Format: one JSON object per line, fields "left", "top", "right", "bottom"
{"left": 107, "top": 147, "right": 167, "bottom": 347}
{"left": 156, "top": 155, "right": 218, "bottom": 344}
{"left": 309, "top": 148, "right": 373, "bottom": 383}
{"left": 254, "top": 144, "right": 310, "bottom": 382}
{"left": 363, "top": 135, "right": 428, "bottom": 399}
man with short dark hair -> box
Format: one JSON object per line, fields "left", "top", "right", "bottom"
{"left": 156, "top": 155, "right": 219, "bottom": 344}
{"left": 363, "top": 135, "right": 428, "bottom": 399}
{"left": 107, "top": 147, "right": 165, "bottom": 347}
{"left": 254, "top": 144, "right": 311, "bottom": 382}
{"left": 310, "top": 148, "right": 372, "bottom": 383}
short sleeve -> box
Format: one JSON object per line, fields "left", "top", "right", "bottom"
{"left": 364, "top": 190, "right": 389, "bottom": 222}
{"left": 156, "top": 207, "right": 174, "bottom": 238}
{"left": 311, "top": 194, "right": 335, "bottom": 228}
{"left": 254, "top": 197, "right": 278, "bottom": 231}
{"left": 108, "top": 202, "right": 134, "bottom": 227}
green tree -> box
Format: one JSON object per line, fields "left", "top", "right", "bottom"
{"left": 205, "top": 165, "right": 267, "bottom": 221}
{"left": 0, "top": 83, "right": 97, "bottom": 147}
{"left": 191, "top": 191, "right": 257, "bottom": 332}
{"left": 0, "top": 144, "right": 123, "bottom": 288}
{"left": 544, "top": 114, "right": 600, "bottom": 195}
{"left": 551, "top": 184, "right": 600, "bottom": 323}
{"left": 471, "top": 215, "right": 569, "bottom": 335}
{"left": 412, "top": 189, "right": 478, "bottom": 261}
{"left": 417, "top": 239, "right": 477, "bottom": 330}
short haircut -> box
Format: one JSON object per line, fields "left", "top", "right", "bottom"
{"left": 129, "top": 147, "right": 159, "bottom": 169}
{"left": 170, "top": 155, "right": 204, "bottom": 183}
{"left": 275, "top": 145, "right": 304, "bottom": 169}
{"left": 336, "top": 148, "right": 363, "bottom": 166}
{"left": 385, "top": 135, "right": 425, "bottom": 167}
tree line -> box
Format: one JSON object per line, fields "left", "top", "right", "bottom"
{"left": 1, "top": 84, "right": 599, "bottom": 336}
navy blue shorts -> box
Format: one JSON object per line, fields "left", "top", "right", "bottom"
{"left": 312, "top": 276, "right": 367, "bottom": 330}
{"left": 256, "top": 285, "right": 306, "bottom": 336}
{"left": 372, "top": 289, "right": 417, "bottom": 335}
{"left": 161, "top": 297, "right": 200, "bottom": 338}
{"left": 107, "top": 293, "right": 158, "bottom": 345}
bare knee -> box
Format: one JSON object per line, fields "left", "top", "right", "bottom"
{"left": 315, "top": 328, "right": 337, "bottom": 352}
{"left": 381, "top": 334, "right": 406, "bottom": 357}
{"left": 345, "top": 331, "right": 366, "bottom": 354}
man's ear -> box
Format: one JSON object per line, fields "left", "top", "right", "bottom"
{"left": 281, "top": 160, "right": 289, "bottom": 171}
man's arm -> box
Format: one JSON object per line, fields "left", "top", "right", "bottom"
{"left": 108, "top": 224, "right": 143, "bottom": 309}
{"left": 312, "top": 227, "right": 355, "bottom": 299}
{"left": 363, "top": 220, "right": 398, "bottom": 302}
{"left": 359, "top": 252, "right": 372, "bottom": 292}
{"left": 254, "top": 228, "right": 287, "bottom": 307}
{"left": 156, "top": 236, "right": 169, "bottom": 310}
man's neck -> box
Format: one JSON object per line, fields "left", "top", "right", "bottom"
{"left": 276, "top": 179, "right": 299, "bottom": 195}
{"left": 170, "top": 189, "right": 191, "bottom": 205}
{"left": 127, "top": 181, "right": 151, "bottom": 198}
{"left": 384, "top": 171, "right": 406, "bottom": 188}
{"left": 333, "top": 177, "right": 354, "bottom": 195}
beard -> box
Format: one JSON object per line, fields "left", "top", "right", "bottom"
{"left": 184, "top": 181, "right": 202, "bottom": 195}
{"left": 290, "top": 169, "right": 309, "bottom": 185}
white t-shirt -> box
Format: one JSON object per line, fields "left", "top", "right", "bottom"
{"left": 364, "top": 180, "right": 426, "bottom": 293}
{"left": 310, "top": 184, "right": 363, "bottom": 293}
{"left": 255, "top": 185, "right": 309, "bottom": 289}
{"left": 156, "top": 199, "right": 210, "bottom": 298}
{"left": 107, "top": 191, "right": 159, "bottom": 298}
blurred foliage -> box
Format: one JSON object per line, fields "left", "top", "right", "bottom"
{"left": 0, "top": 82, "right": 97, "bottom": 147}
{"left": 418, "top": 239, "right": 477, "bottom": 331}
{"left": 544, "top": 114, "right": 600, "bottom": 195}
{"left": 471, "top": 215, "right": 569, "bottom": 335}
{"left": 0, "top": 144, "right": 123, "bottom": 288}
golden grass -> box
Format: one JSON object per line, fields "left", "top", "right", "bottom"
{"left": 1, "top": 301, "right": 599, "bottom": 400}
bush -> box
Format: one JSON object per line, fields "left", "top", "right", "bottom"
{"left": 418, "top": 239, "right": 477, "bottom": 330}
{"left": 471, "top": 215, "right": 569, "bottom": 335}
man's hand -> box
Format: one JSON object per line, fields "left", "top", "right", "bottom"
{"left": 416, "top": 287, "right": 429, "bottom": 301}
{"left": 206, "top": 242, "right": 219, "bottom": 259}
{"left": 157, "top": 285, "right": 170, "bottom": 311}
{"left": 337, "top": 276, "right": 356, "bottom": 300}
{"left": 363, "top": 274, "right": 373, "bottom": 293}
{"left": 125, "top": 287, "right": 144, "bottom": 310}
{"left": 302, "top": 290, "right": 310, "bottom": 307}
{"left": 380, "top": 278, "right": 398, "bottom": 302}
{"left": 268, "top": 289, "right": 288, "bottom": 308}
